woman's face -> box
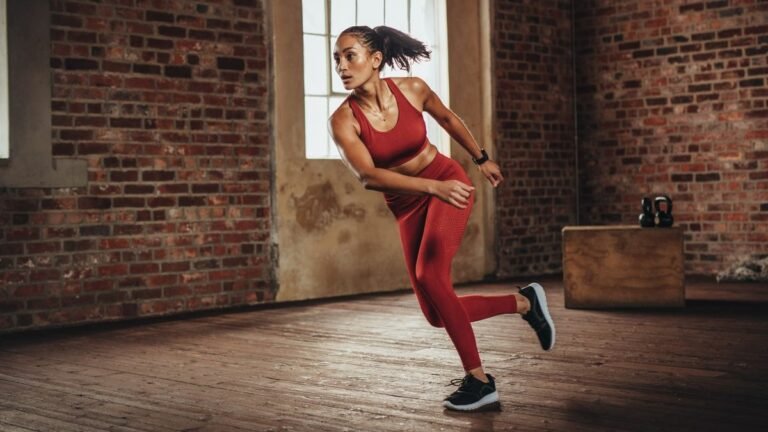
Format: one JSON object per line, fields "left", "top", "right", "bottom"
{"left": 333, "top": 34, "right": 381, "bottom": 90}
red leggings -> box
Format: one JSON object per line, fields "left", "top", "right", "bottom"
{"left": 385, "top": 152, "right": 518, "bottom": 371}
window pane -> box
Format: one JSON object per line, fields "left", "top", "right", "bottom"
{"left": 412, "top": 58, "right": 438, "bottom": 145}
{"left": 0, "top": 0, "right": 8, "bottom": 159}
{"left": 304, "top": 34, "right": 329, "bottom": 95}
{"left": 329, "top": 96, "right": 347, "bottom": 116}
{"left": 305, "top": 96, "right": 329, "bottom": 158}
{"left": 385, "top": 0, "right": 408, "bottom": 31}
{"left": 331, "top": 72, "right": 345, "bottom": 94}
{"left": 327, "top": 141, "right": 341, "bottom": 159}
{"left": 357, "top": 0, "right": 384, "bottom": 27}
{"left": 302, "top": 0, "right": 326, "bottom": 34}
{"left": 331, "top": 0, "right": 356, "bottom": 36}
{"left": 327, "top": 96, "right": 347, "bottom": 158}
{"left": 411, "top": 52, "right": 436, "bottom": 88}
{"left": 410, "top": 0, "right": 435, "bottom": 45}
{"left": 330, "top": 38, "right": 347, "bottom": 94}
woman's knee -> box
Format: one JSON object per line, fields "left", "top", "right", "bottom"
{"left": 415, "top": 263, "right": 444, "bottom": 289}
{"left": 424, "top": 313, "right": 444, "bottom": 328}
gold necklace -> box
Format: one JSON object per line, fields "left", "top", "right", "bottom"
{"left": 358, "top": 92, "right": 394, "bottom": 123}
{"left": 368, "top": 105, "right": 390, "bottom": 122}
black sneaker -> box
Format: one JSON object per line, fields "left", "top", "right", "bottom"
{"left": 443, "top": 373, "right": 500, "bottom": 412}
{"left": 520, "top": 283, "right": 555, "bottom": 351}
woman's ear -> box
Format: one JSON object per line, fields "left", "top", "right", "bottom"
{"left": 371, "top": 50, "right": 383, "bottom": 70}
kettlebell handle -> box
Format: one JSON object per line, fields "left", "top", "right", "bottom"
{"left": 654, "top": 195, "right": 672, "bottom": 213}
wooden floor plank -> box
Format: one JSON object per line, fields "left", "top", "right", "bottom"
{"left": 1, "top": 277, "right": 767, "bottom": 431}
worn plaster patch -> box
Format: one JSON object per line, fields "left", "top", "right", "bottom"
{"left": 292, "top": 182, "right": 366, "bottom": 232}
{"left": 338, "top": 230, "right": 352, "bottom": 244}
{"left": 342, "top": 203, "right": 366, "bottom": 222}
{"left": 464, "top": 222, "right": 480, "bottom": 242}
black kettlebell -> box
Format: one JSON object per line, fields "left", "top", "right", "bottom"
{"left": 639, "top": 197, "right": 655, "bottom": 227}
{"left": 654, "top": 195, "right": 674, "bottom": 227}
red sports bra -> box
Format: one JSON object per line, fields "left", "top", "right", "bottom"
{"left": 347, "top": 78, "right": 429, "bottom": 168}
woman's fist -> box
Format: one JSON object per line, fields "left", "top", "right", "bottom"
{"left": 433, "top": 179, "right": 475, "bottom": 209}
{"left": 478, "top": 160, "right": 504, "bottom": 188}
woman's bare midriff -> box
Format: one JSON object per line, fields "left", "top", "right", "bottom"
{"left": 388, "top": 142, "right": 438, "bottom": 177}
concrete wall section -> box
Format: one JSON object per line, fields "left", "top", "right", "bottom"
{"left": 446, "top": 0, "right": 497, "bottom": 282}
{"left": 271, "top": 0, "right": 408, "bottom": 302}
{"left": 0, "top": 0, "right": 87, "bottom": 187}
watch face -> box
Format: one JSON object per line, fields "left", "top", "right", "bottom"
{"left": 473, "top": 150, "right": 488, "bottom": 164}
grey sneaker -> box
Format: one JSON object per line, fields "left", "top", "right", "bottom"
{"left": 519, "top": 283, "right": 555, "bottom": 350}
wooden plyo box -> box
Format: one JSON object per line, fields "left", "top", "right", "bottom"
{"left": 562, "top": 225, "right": 685, "bottom": 308}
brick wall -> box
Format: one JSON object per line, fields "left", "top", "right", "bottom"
{"left": 494, "top": 0, "right": 577, "bottom": 277}
{"left": 0, "top": 0, "right": 273, "bottom": 333}
{"left": 575, "top": 0, "right": 768, "bottom": 274}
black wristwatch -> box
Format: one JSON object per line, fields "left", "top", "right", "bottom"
{"left": 472, "top": 149, "right": 489, "bottom": 165}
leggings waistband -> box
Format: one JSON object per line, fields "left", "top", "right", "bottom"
{"left": 384, "top": 152, "right": 467, "bottom": 218}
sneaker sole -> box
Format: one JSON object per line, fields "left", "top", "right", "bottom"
{"left": 443, "top": 391, "right": 500, "bottom": 412}
{"left": 528, "top": 282, "right": 556, "bottom": 350}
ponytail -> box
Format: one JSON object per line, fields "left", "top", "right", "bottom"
{"left": 340, "top": 25, "right": 431, "bottom": 72}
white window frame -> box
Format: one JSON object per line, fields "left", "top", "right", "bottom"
{"left": 0, "top": 0, "right": 9, "bottom": 159}
{"left": 302, "top": 0, "right": 450, "bottom": 160}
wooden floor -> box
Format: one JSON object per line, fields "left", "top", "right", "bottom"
{"left": 1, "top": 276, "right": 767, "bottom": 432}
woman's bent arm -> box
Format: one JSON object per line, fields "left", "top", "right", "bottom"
{"left": 412, "top": 78, "right": 484, "bottom": 161}
{"left": 329, "top": 109, "right": 473, "bottom": 208}
{"left": 409, "top": 77, "right": 504, "bottom": 188}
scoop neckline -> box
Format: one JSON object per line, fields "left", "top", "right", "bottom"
{"left": 352, "top": 78, "right": 401, "bottom": 134}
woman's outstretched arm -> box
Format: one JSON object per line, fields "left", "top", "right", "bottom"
{"left": 414, "top": 78, "right": 504, "bottom": 188}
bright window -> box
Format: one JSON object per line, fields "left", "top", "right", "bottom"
{"left": 1, "top": 0, "right": 9, "bottom": 159}
{"left": 302, "top": 0, "right": 449, "bottom": 159}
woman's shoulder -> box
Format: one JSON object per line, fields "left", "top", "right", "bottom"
{"left": 329, "top": 97, "right": 358, "bottom": 132}
{"left": 330, "top": 98, "right": 352, "bottom": 120}
{"left": 389, "top": 76, "right": 431, "bottom": 99}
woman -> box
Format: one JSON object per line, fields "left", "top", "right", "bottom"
{"left": 328, "top": 25, "right": 555, "bottom": 412}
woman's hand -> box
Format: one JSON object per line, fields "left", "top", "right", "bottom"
{"left": 432, "top": 179, "right": 475, "bottom": 209}
{"left": 478, "top": 160, "right": 504, "bottom": 188}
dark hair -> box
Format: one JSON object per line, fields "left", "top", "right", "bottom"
{"left": 339, "top": 25, "right": 431, "bottom": 72}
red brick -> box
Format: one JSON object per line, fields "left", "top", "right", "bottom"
{"left": 99, "top": 238, "right": 130, "bottom": 250}
{"left": 129, "top": 263, "right": 160, "bottom": 274}
{"left": 113, "top": 197, "right": 146, "bottom": 208}
{"left": 113, "top": 225, "right": 143, "bottom": 236}
{"left": 62, "top": 295, "right": 96, "bottom": 307}
{"left": 148, "top": 197, "right": 176, "bottom": 207}
{"left": 146, "top": 274, "right": 178, "bottom": 287}
{"left": 26, "top": 242, "right": 63, "bottom": 254}
{"left": 162, "top": 262, "right": 190, "bottom": 272}
{"left": 28, "top": 298, "right": 62, "bottom": 310}
{"left": 164, "top": 286, "right": 192, "bottom": 297}
{"left": 63, "top": 240, "right": 95, "bottom": 252}
{"left": 7, "top": 228, "right": 40, "bottom": 242}
{"left": 30, "top": 270, "right": 61, "bottom": 282}
{"left": 98, "top": 264, "right": 129, "bottom": 277}
{"left": 642, "top": 117, "right": 667, "bottom": 126}
{"left": 83, "top": 280, "right": 114, "bottom": 292}
{"left": 139, "top": 299, "right": 184, "bottom": 315}
{"left": 78, "top": 197, "right": 111, "bottom": 209}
